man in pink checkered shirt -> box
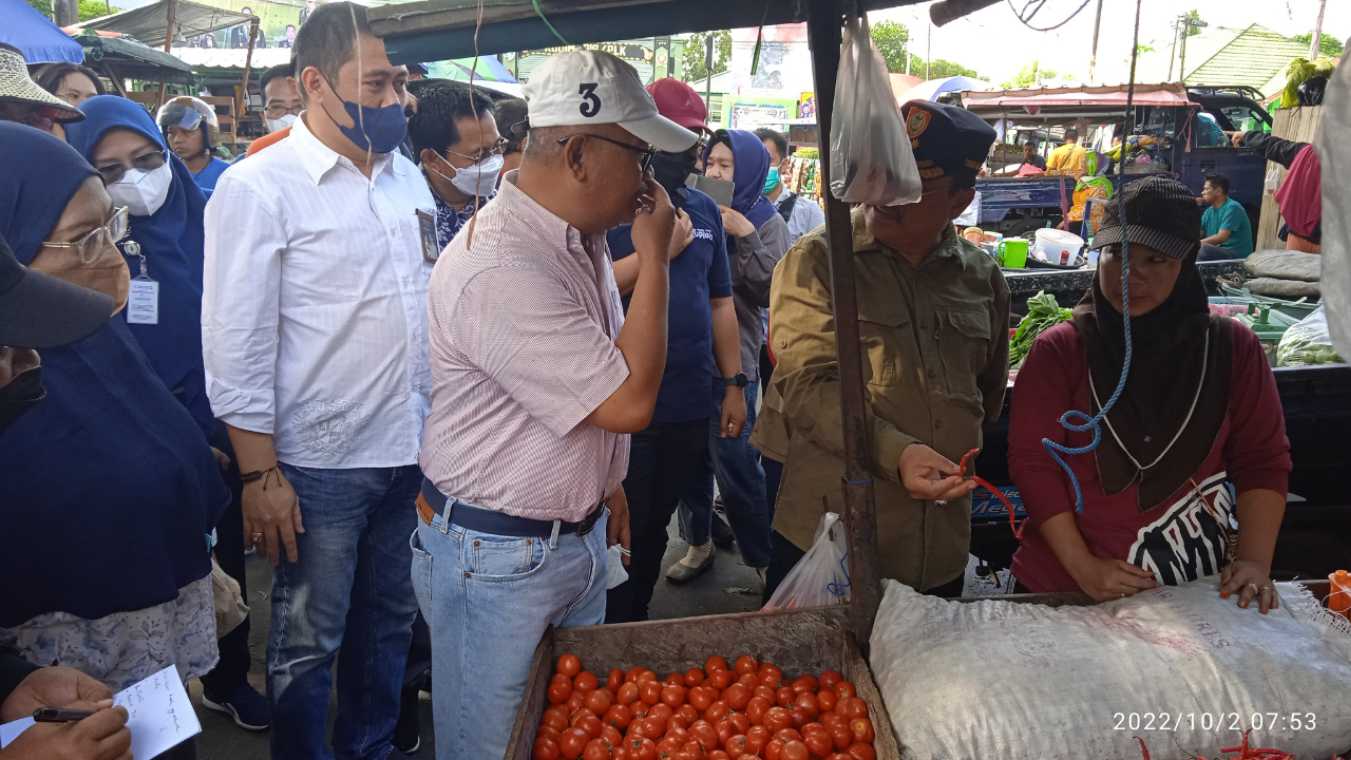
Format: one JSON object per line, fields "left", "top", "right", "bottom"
{"left": 411, "top": 50, "right": 698, "bottom": 758}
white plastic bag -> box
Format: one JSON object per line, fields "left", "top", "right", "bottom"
{"left": 828, "top": 14, "right": 921, "bottom": 206}
{"left": 762, "top": 513, "right": 849, "bottom": 610}
{"left": 1319, "top": 48, "right": 1351, "bottom": 359}
{"left": 1276, "top": 305, "right": 1344, "bottom": 366}
{"left": 870, "top": 577, "right": 1351, "bottom": 759}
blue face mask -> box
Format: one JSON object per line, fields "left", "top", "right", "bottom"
{"left": 322, "top": 74, "right": 407, "bottom": 155}
{"left": 763, "top": 166, "right": 781, "bottom": 194}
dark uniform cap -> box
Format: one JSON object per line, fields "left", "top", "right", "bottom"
{"left": 1088, "top": 175, "right": 1200, "bottom": 260}
{"left": 900, "top": 100, "right": 996, "bottom": 186}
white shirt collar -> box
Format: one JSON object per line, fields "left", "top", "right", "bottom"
{"left": 290, "top": 112, "right": 401, "bottom": 186}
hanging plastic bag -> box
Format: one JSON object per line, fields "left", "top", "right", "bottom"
{"left": 828, "top": 14, "right": 921, "bottom": 206}
{"left": 763, "top": 513, "right": 850, "bottom": 610}
{"left": 1276, "top": 305, "right": 1344, "bottom": 367}
{"left": 1318, "top": 51, "right": 1351, "bottom": 360}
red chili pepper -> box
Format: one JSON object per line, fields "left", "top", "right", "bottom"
{"left": 959, "top": 447, "right": 1025, "bottom": 541}
{"left": 1136, "top": 737, "right": 1151, "bottom": 760}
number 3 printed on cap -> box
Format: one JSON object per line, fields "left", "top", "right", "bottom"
{"left": 579, "top": 83, "right": 601, "bottom": 118}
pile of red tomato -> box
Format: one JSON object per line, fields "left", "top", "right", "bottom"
{"left": 532, "top": 653, "right": 880, "bottom": 760}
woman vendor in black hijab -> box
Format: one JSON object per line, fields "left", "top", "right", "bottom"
{"left": 1008, "top": 176, "right": 1291, "bottom": 613}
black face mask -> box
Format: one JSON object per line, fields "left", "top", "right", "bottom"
{"left": 0, "top": 366, "right": 45, "bottom": 433}
{"left": 651, "top": 149, "right": 698, "bottom": 198}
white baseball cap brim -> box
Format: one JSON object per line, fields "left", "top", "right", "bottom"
{"left": 619, "top": 113, "right": 698, "bottom": 154}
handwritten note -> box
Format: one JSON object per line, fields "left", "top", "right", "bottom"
{"left": 0, "top": 665, "right": 201, "bottom": 758}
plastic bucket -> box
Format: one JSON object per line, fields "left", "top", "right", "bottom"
{"left": 1034, "top": 228, "right": 1085, "bottom": 266}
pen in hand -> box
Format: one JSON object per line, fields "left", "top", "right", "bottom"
{"left": 32, "top": 707, "right": 97, "bottom": 723}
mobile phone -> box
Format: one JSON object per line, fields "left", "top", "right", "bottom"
{"left": 686, "top": 174, "right": 734, "bottom": 207}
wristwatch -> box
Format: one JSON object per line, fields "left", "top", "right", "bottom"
{"left": 724, "top": 373, "right": 749, "bottom": 388}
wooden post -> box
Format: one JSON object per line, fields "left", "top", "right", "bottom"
{"left": 156, "top": 0, "right": 178, "bottom": 110}
{"left": 1087, "top": 0, "right": 1103, "bottom": 82}
{"left": 804, "top": 0, "right": 882, "bottom": 648}
{"left": 238, "top": 19, "right": 260, "bottom": 133}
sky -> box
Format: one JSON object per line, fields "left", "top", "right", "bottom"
{"left": 872, "top": 0, "right": 1349, "bottom": 85}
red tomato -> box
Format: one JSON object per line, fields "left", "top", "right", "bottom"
{"left": 744, "top": 726, "right": 768, "bottom": 756}
{"left": 584, "top": 738, "right": 614, "bottom": 760}
{"left": 568, "top": 693, "right": 587, "bottom": 714}
{"left": 753, "top": 685, "right": 777, "bottom": 703}
{"left": 575, "top": 714, "right": 603, "bottom": 739}
{"left": 604, "top": 704, "right": 632, "bottom": 730}
{"left": 764, "top": 706, "right": 792, "bottom": 733}
{"left": 676, "top": 704, "right": 700, "bottom": 727}
{"left": 782, "top": 739, "right": 810, "bottom": 760}
{"left": 737, "top": 673, "right": 759, "bottom": 690}
{"left": 638, "top": 716, "right": 665, "bottom": 740}
{"left": 617, "top": 682, "right": 640, "bottom": 706}
{"left": 689, "top": 720, "right": 718, "bottom": 751}
{"left": 689, "top": 686, "right": 715, "bottom": 712}
{"left": 758, "top": 663, "right": 784, "bottom": 689}
{"left": 657, "top": 737, "right": 681, "bottom": 756}
{"left": 558, "top": 654, "right": 583, "bottom": 679}
{"left": 660, "top": 684, "right": 687, "bottom": 709}
{"left": 728, "top": 712, "right": 750, "bottom": 736}
{"left": 816, "top": 689, "right": 838, "bottom": 714}
{"left": 625, "top": 736, "right": 657, "bottom": 760}
{"left": 709, "top": 669, "right": 735, "bottom": 691}
{"left": 846, "top": 743, "right": 875, "bottom": 760}
{"left": 715, "top": 719, "right": 735, "bottom": 747}
{"left": 722, "top": 684, "right": 751, "bottom": 711}
{"left": 827, "top": 754, "right": 853, "bottom": 760}
{"left": 603, "top": 725, "right": 623, "bottom": 747}
{"left": 626, "top": 667, "right": 645, "bottom": 685}
{"left": 733, "top": 656, "right": 758, "bottom": 676}
{"left": 746, "top": 696, "right": 771, "bottom": 726}
{"left": 775, "top": 687, "right": 796, "bottom": 708}
{"left": 833, "top": 682, "right": 856, "bottom": 700}
{"left": 821, "top": 712, "right": 847, "bottom": 731}
{"left": 818, "top": 671, "right": 843, "bottom": 690}
{"left": 790, "top": 675, "right": 817, "bottom": 694}
{"left": 839, "top": 698, "right": 868, "bottom": 721}
{"left": 773, "top": 729, "right": 803, "bottom": 745}
{"left": 723, "top": 734, "right": 749, "bottom": 756}
{"left": 788, "top": 707, "right": 809, "bottom": 728}
{"left": 638, "top": 670, "right": 659, "bottom": 684}
{"left": 539, "top": 726, "right": 563, "bottom": 744}
{"left": 764, "top": 739, "right": 785, "bottom": 760}
{"left": 660, "top": 673, "right": 680, "bottom": 687}
{"left": 576, "top": 672, "right": 600, "bottom": 693}
{"left": 705, "top": 656, "right": 729, "bottom": 673}
{"left": 587, "top": 689, "right": 614, "bottom": 715}
{"left": 534, "top": 736, "right": 561, "bottom": 760}
{"left": 829, "top": 723, "right": 852, "bottom": 751}
{"left": 630, "top": 703, "right": 650, "bottom": 721}
{"left": 607, "top": 669, "right": 625, "bottom": 692}
{"left": 649, "top": 704, "right": 674, "bottom": 723}
{"left": 704, "top": 701, "right": 730, "bottom": 724}
{"left": 548, "top": 680, "right": 573, "bottom": 706}
{"left": 560, "top": 727, "right": 590, "bottom": 760}
{"left": 676, "top": 740, "right": 706, "bottom": 760}
{"left": 710, "top": 752, "right": 731, "bottom": 760}
{"left": 794, "top": 692, "right": 820, "bottom": 720}
{"left": 639, "top": 681, "right": 662, "bottom": 706}
{"left": 803, "top": 730, "right": 833, "bottom": 758}
{"left": 848, "top": 718, "right": 874, "bottom": 744}
{"left": 544, "top": 708, "right": 570, "bottom": 733}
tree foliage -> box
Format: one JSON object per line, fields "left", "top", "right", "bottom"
{"left": 870, "top": 20, "right": 910, "bottom": 73}
{"left": 1182, "top": 9, "right": 1205, "bottom": 37}
{"left": 1292, "top": 32, "right": 1344, "bottom": 59}
{"left": 26, "top": 0, "right": 118, "bottom": 22}
{"left": 681, "top": 30, "right": 732, "bottom": 82}
{"left": 1001, "top": 60, "right": 1056, "bottom": 89}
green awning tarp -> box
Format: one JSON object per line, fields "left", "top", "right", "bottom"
{"left": 79, "top": 33, "right": 195, "bottom": 85}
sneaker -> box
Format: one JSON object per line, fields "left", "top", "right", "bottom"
{"left": 665, "top": 542, "right": 715, "bottom": 584}
{"left": 201, "top": 682, "right": 271, "bottom": 732}
{"left": 393, "top": 686, "right": 422, "bottom": 755}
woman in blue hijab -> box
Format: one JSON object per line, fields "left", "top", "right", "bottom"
{"left": 65, "top": 95, "right": 215, "bottom": 438}
{"left": 0, "top": 123, "right": 227, "bottom": 701}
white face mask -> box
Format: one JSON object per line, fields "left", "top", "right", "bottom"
{"left": 108, "top": 164, "right": 173, "bottom": 217}
{"left": 430, "top": 153, "right": 503, "bottom": 199}
{"left": 265, "top": 113, "right": 297, "bottom": 134}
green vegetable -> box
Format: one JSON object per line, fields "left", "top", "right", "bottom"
{"left": 1275, "top": 306, "right": 1344, "bottom": 367}
{"left": 1010, "top": 291, "right": 1073, "bottom": 368}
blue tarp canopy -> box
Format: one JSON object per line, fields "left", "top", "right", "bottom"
{"left": 2, "top": 0, "right": 84, "bottom": 64}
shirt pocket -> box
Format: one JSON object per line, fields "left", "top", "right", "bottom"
{"left": 857, "top": 302, "right": 911, "bottom": 387}
{"left": 937, "top": 308, "right": 992, "bottom": 409}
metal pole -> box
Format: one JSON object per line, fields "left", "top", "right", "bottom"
{"left": 1310, "top": 0, "right": 1327, "bottom": 59}
{"left": 804, "top": 0, "right": 881, "bottom": 647}
{"left": 1166, "top": 17, "right": 1179, "bottom": 81}
{"left": 1178, "top": 16, "right": 1190, "bottom": 84}
{"left": 1087, "top": 0, "right": 1104, "bottom": 82}
{"left": 704, "top": 34, "right": 713, "bottom": 119}
{"left": 239, "top": 18, "right": 260, "bottom": 144}
{"left": 925, "top": 21, "right": 931, "bottom": 80}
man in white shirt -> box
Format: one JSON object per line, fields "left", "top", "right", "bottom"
{"left": 200, "top": 4, "right": 434, "bottom": 758}
{"left": 756, "top": 127, "right": 825, "bottom": 243}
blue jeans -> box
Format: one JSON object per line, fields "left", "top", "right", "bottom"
{"left": 682, "top": 384, "right": 773, "bottom": 568}
{"left": 269, "top": 464, "right": 421, "bottom": 760}
{"left": 411, "top": 500, "right": 609, "bottom": 760}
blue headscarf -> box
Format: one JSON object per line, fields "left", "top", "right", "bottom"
{"left": 704, "top": 129, "right": 776, "bottom": 229}
{"left": 65, "top": 95, "right": 215, "bottom": 437}
{"left": 0, "top": 123, "right": 226, "bottom": 628}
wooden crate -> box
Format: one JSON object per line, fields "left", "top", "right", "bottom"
{"left": 505, "top": 606, "right": 901, "bottom": 760}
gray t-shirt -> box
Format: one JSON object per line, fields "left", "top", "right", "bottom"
{"left": 729, "top": 212, "right": 792, "bottom": 382}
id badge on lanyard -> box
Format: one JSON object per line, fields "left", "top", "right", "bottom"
{"left": 123, "top": 240, "right": 160, "bottom": 326}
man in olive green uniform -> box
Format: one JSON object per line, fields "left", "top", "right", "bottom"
{"left": 753, "top": 101, "right": 1009, "bottom": 597}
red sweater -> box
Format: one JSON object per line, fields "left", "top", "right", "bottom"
{"left": 1009, "top": 321, "right": 1291, "bottom": 592}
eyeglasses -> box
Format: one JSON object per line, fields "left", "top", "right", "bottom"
{"left": 558, "top": 133, "right": 656, "bottom": 173}
{"left": 95, "top": 150, "right": 167, "bottom": 185}
{"left": 446, "top": 137, "right": 511, "bottom": 164}
{"left": 263, "top": 103, "right": 303, "bottom": 119}
{"left": 41, "top": 206, "right": 130, "bottom": 264}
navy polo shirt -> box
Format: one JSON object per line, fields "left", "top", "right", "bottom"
{"left": 608, "top": 186, "right": 732, "bottom": 424}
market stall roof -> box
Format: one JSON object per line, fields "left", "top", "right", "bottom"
{"left": 963, "top": 83, "right": 1194, "bottom": 111}
{"left": 75, "top": 0, "right": 253, "bottom": 49}
{"left": 79, "top": 32, "right": 194, "bottom": 84}
{"left": 368, "top": 0, "right": 921, "bottom": 65}
{"left": 170, "top": 46, "right": 291, "bottom": 77}
{"left": 2, "top": 0, "right": 84, "bottom": 64}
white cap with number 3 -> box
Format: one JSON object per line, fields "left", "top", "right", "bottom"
{"left": 524, "top": 50, "right": 697, "bottom": 153}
